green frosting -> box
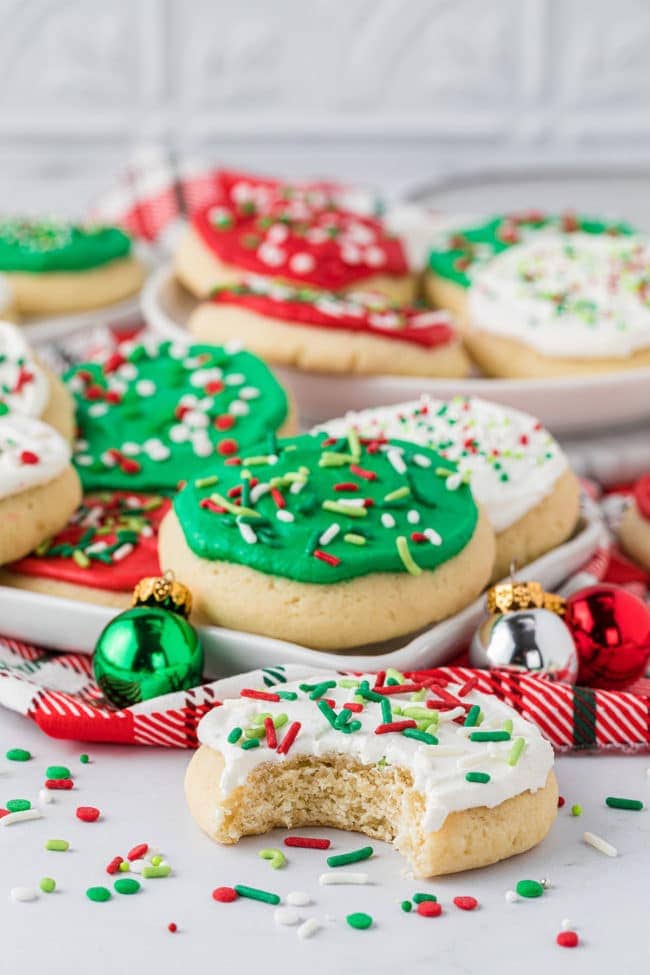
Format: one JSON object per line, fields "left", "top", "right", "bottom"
{"left": 428, "top": 213, "right": 635, "bottom": 288}
{"left": 65, "top": 339, "right": 289, "bottom": 493}
{"left": 0, "top": 220, "right": 132, "bottom": 272}
{"left": 173, "top": 432, "right": 479, "bottom": 584}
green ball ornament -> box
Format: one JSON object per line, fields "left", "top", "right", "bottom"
{"left": 93, "top": 573, "right": 203, "bottom": 708}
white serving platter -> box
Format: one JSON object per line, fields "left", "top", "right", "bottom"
{"left": 0, "top": 501, "right": 600, "bottom": 680}
{"left": 141, "top": 264, "right": 650, "bottom": 435}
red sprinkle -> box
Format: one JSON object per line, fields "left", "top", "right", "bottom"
{"left": 417, "top": 901, "right": 442, "bottom": 918}
{"left": 349, "top": 464, "right": 377, "bottom": 481}
{"left": 334, "top": 482, "right": 359, "bottom": 492}
{"left": 128, "top": 843, "right": 149, "bottom": 861}
{"left": 313, "top": 549, "right": 341, "bottom": 567}
{"left": 76, "top": 806, "right": 100, "bottom": 822}
{"left": 214, "top": 414, "right": 235, "bottom": 431}
{"left": 240, "top": 689, "right": 281, "bottom": 702}
{"left": 375, "top": 720, "right": 417, "bottom": 735}
{"left": 284, "top": 836, "right": 331, "bottom": 850}
{"left": 556, "top": 931, "right": 579, "bottom": 949}
{"left": 277, "top": 721, "right": 301, "bottom": 755}
{"left": 342, "top": 702, "right": 363, "bottom": 713}
{"left": 0, "top": 809, "right": 9, "bottom": 819}
{"left": 205, "top": 379, "right": 224, "bottom": 395}
{"left": 375, "top": 683, "right": 423, "bottom": 696}
{"left": 270, "top": 487, "right": 286, "bottom": 509}
{"left": 120, "top": 458, "right": 141, "bottom": 474}
{"left": 457, "top": 677, "right": 479, "bottom": 698}
{"left": 217, "top": 438, "right": 238, "bottom": 456}
{"left": 373, "top": 671, "right": 385, "bottom": 689}
{"left": 106, "top": 856, "right": 123, "bottom": 875}
{"left": 410, "top": 531, "right": 427, "bottom": 543}
{"left": 212, "top": 886, "right": 238, "bottom": 903}
{"left": 45, "top": 778, "right": 74, "bottom": 790}
{"left": 168, "top": 922, "right": 178, "bottom": 933}
{"left": 20, "top": 450, "right": 40, "bottom": 465}
{"left": 264, "top": 717, "right": 277, "bottom": 750}
{"left": 453, "top": 896, "right": 478, "bottom": 911}
{"left": 558, "top": 796, "right": 565, "bottom": 808}
{"left": 200, "top": 499, "right": 227, "bottom": 514}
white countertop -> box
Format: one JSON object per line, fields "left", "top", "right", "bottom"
{"left": 0, "top": 704, "right": 648, "bottom": 974}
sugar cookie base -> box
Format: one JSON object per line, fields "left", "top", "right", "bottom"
{"left": 4, "top": 256, "right": 146, "bottom": 315}
{"left": 187, "top": 302, "right": 469, "bottom": 378}
{"left": 185, "top": 746, "right": 558, "bottom": 878}
{"left": 174, "top": 227, "right": 417, "bottom": 305}
{"left": 39, "top": 364, "right": 76, "bottom": 442}
{"left": 0, "top": 465, "right": 81, "bottom": 565}
{"left": 619, "top": 503, "right": 650, "bottom": 571}
{"left": 158, "top": 505, "right": 495, "bottom": 650}
{"left": 492, "top": 469, "right": 581, "bottom": 581}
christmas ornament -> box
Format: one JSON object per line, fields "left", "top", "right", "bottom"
{"left": 470, "top": 580, "right": 578, "bottom": 683}
{"left": 93, "top": 572, "right": 203, "bottom": 708}
{"left": 564, "top": 584, "right": 650, "bottom": 690}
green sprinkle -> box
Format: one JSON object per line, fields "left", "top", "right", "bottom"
{"left": 241, "top": 739, "right": 260, "bottom": 751}
{"left": 234, "top": 884, "right": 280, "bottom": 905}
{"left": 503, "top": 718, "right": 513, "bottom": 734}
{"left": 508, "top": 738, "right": 526, "bottom": 766}
{"left": 322, "top": 500, "right": 367, "bottom": 518}
{"left": 317, "top": 700, "right": 338, "bottom": 728}
{"left": 194, "top": 474, "right": 219, "bottom": 488}
{"left": 605, "top": 796, "right": 644, "bottom": 811}
{"left": 244, "top": 725, "right": 266, "bottom": 739}
{"left": 396, "top": 536, "right": 422, "bottom": 576}
{"left": 335, "top": 708, "right": 353, "bottom": 729}
{"left": 6, "top": 798, "right": 31, "bottom": 813}
{"left": 6, "top": 748, "right": 31, "bottom": 762}
{"left": 465, "top": 772, "right": 491, "bottom": 784}
{"left": 39, "top": 877, "right": 56, "bottom": 893}
{"left": 469, "top": 731, "right": 511, "bottom": 742}
{"left": 46, "top": 765, "right": 71, "bottom": 780}
{"left": 464, "top": 705, "right": 481, "bottom": 727}
{"left": 384, "top": 486, "right": 411, "bottom": 503}
{"left": 45, "top": 839, "right": 69, "bottom": 852}
{"left": 259, "top": 847, "right": 286, "bottom": 869}
{"left": 347, "top": 912, "right": 373, "bottom": 930}
{"left": 515, "top": 879, "right": 544, "bottom": 899}
{"left": 385, "top": 668, "right": 405, "bottom": 685}
{"left": 327, "top": 846, "right": 373, "bottom": 868}
{"left": 410, "top": 689, "right": 426, "bottom": 702}
{"left": 380, "top": 698, "right": 392, "bottom": 724}
{"left": 343, "top": 532, "right": 366, "bottom": 545}
{"left": 118, "top": 861, "right": 130, "bottom": 872}
{"left": 114, "top": 878, "right": 140, "bottom": 895}
{"left": 402, "top": 707, "right": 431, "bottom": 719}
{"left": 309, "top": 680, "right": 337, "bottom": 700}
{"left": 318, "top": 452, "right": 354, "bottom": 468}
{"left": 227, "top": 727, "right": 243, "bottom": 744}
{"left": 276, "top": 690, "right": 298, "bottom": 701}
{"left": 142, "top": 865, "right": 171, "bottom": 879}
{"left": 571, "top": 804, "right": 582, "bottom": 817}
{"left": 356, "top": 681, "right": 383, "bottom": 702}
{"left": 347, "top": 429, "right": 361, "bottom": 461}
{"left": 86, "top": 886, "right": 111, "bottom": 902}
{"left": 402, "top": 728, "right": 438, "bottom": 745}
{"left": 210, "top": 492, "right": 260, "bottom": 518}
{"left": 79, "top": 754, "right": 90, "bottom": 764}
{"left": 339, "top": 678, "right": 360, "bottom": 689}
{"left": 151, "top": 855, "right": 163, "bottom": 867}
{"left": 401, "top": 900, "right": 412, "bottom": 912}
{"left": 339, "top": 719, "right": 362, "bottom": 735}
{"left": 413, "top": 893, "right": 437, "bottom": 904}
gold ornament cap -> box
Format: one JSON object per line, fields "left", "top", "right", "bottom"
{"left": 132, "top": 570, "right": 193, "bottom": 618}
{"left": 486, "top": 580, "right": 545, "bottom": 614}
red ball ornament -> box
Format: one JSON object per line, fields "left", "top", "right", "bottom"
{"left": 564, "top": 584, "right": 650, "bottom": 690}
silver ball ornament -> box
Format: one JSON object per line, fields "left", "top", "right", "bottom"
{"left": 469, "top": 607, "right": 578, "bottom": 683}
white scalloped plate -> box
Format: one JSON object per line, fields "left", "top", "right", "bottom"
{"left": 140, "top": 264, "right": 650, "bottom": 435}
{"left": 0, "top": 499, "right": 600, "bottom": 680}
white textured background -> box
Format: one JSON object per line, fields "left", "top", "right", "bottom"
{"left": 1, "top": 0, "right": 650, "bottom": 213}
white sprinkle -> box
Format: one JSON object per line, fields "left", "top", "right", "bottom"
{"left": 121, "top": 442, "right": 141, "bottom": 456}
{"left": 88, "top": 403, "right": 108, "bottom": 418}
{"left": 238, "top": 521, "right": 257, "bottom": 545}
{"left": 437, "top": 706, "right": 465, "bottom": 723}
{"left": 381, "top": 513, "right": 395, "bottom": 529}
{"left": 319, "top": 523, "right": 340, "bottom": 546}
{"left": 239, "top": 386, "right": 261, "bottom": 400}
{"left": 297, "top": 918, "right": 321, "bottom": 940}
{"left": 224, "top": 339, "right": 243, "bottom": 355}
{"left": 336, "top": 497, "right": 365, "bottom": 508}
{"left": 228, "top": 400, "right": 250, "bottom": 417}
{"left": 561, "top": 919, "right": 577, "bottom": 931}
{"left": 135, "top": 379, "right": 156, "bottom": 397}
{"left": 276, "top": 509, "right": 294, "bottom": 523}
{"left": 183, "top": 409, "right": 209, "bottom": 429}
{"left": 505, "top": 890, "right": 519, "bottom": 903}
{"left": 386, "top": 448, "right": 406, "bottom": 475}
{"left": 319, "top": 872, "right": 368, "bottom": 886}
{"left": 407, "top": 509, "right": 420, "bottom": 525}
{"left": 10, "top": 887, "right": 37, "bottom": 903}
{"left": 117, "top": 363, "right": 137, "bottom": 380}
{"left": 583, "top": 831, "right": 617, "bottom": 857}
{"left": 289, "top": 252, "right": 316, "bottom": 274}
{"left": 85, "top": 541, "right": 108, "bottom": 555}
{"left": 413, "top": 453, "right": 431, "bottom": 468}
{"left": 274, "top": 907, "right": 301, "bottom": 926}
{"left": 424, "top": 527, "right": 442, "bottom": 546}
{"left": 75, "top": 454, "right": 92, "bottom": 466}
{"left": 446, "top": 473, "right": 462, "bottom": 491}
{"left": 540, "top": 877, "right": 552, "bottom": 889}
{"left": 112, "top": 543, "right": 134, "bottom": 562}
{"left": 289, "top": 479, "right": 305, "bottom": 494}
{"left": 169, "top": 424, "right": 189, "bottom": 444}
{"left": 364, "top": 245, "right": 386, "bottom": 268}
{"left": 192, "top": 436, "right": 213, "bottom": 458}
{"left": 130, "top": 859, "right": 145, "bottom": 874}
{"left": 38, "top": 789, "right": 54, "bottom": 805}
{"left": 287, "top": 891, "right": 311, "bottom": 907}
{"left": 0, "top": 809, "right": 43, "bottom": 827}
{"left": 250, "top": 483, "right": 271, "bottom": 504}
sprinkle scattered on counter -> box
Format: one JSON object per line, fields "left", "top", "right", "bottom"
{"left": 557, "top": 931, "right": 579, "bottom": 948}
{"left": 213, "top": 886, "right": 238, "bottom": 902}
{"left": 347, "top": 911, "right": 373, "bottom": 930}
{"left": 76, "top": 806, "right": 101, "bottom": 822}
{"left": 515, "top": 880, "right": 544, "bottom": 899}
{"left": 6, "top": 748, "right": 31, "bottom": 762}
{"left": 605, "top": 796, "right": 644, "bottom": 811}
{"left": 583, "top": 831, "right": 618, "bottom": 857}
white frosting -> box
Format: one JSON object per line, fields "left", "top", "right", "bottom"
{"left": 0, "top": 321, "right": 49, "bottom": 418}
{"left": 316, "top": 396, "right": 568, "bottom": 533}
{"left": 0, "top": 415, "right": 70, "bottom": 501}
{"left": 468, "top": 232, "right": 650, "bottom": 358}
{"left": 197, "top": 671, "right": 554, "bottom": 833}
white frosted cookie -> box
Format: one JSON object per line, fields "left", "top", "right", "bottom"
{"left": 317, "top": 396, "right": 580, "bottom": 581}
{"left": 185, "top": 670, "right": 558, "bottom": 877}
{"left": 0, "top": 415, "right": 81, "bottom": 564}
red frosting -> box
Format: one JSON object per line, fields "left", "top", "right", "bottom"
{"left": 10, "top": 492, "right": 169, "bottom": 593}
{"left": 210, "top": 284, "right": 455, "bottom": 350}
{"left": 634, "top": 474, "right": 650, "bottom": 520}
{"left": 192, "top": 169, "right": 409, "bottom": 290}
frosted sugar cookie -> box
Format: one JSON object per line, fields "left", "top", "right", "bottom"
{"left": 185, "top": 669, "right": 558, "bottom": 877}
{"left": 425, "top": 213, "right": 650, "bottom": 376}
{"left": 619, "top": 476, "right": 650, "bottom": 572}
{"left": 64, "top": 338, "right": 295, "bottom": 493}
{"left": 159, "top": 432, "right": 495, "bottom": 650}
{"left": 188, "top": 277, "right": 469, "bottom": 378}
{"left": 0, "top": 219, "right": 146, "bottom": 315}
{"left": 0, "top": 320, "right": 74, "bottom": 439}
{"left": 317, "top": 396, "right": 580, "bottom": 581}
{"left": 0, "top": 415, "right": 81, "bottom": 565}
{"left": 174, "top": 169, "right": 415, "bottom": 303}
{"left": 0, "top": 491, "right": 170, "bottom": 608}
